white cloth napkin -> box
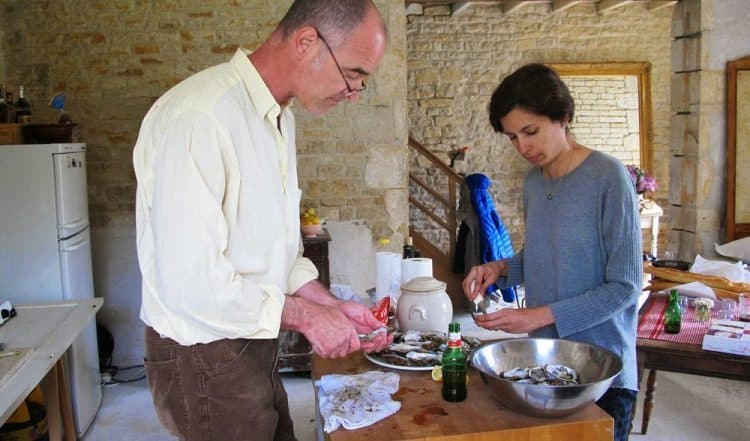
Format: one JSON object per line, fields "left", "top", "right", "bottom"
{"left": 315, "top": 370, "right": 401, "bottom": 433}
{"left": 692, "top": 254, "right": 750, "bottom": 282}
{"left": 672, "top": 281, "right": 716, "bottom": 299}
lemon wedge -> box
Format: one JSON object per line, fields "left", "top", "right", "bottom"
{"left": 431, "top": 365, "right": 442, "bottom": 382}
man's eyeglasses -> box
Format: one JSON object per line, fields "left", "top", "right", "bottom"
{"left": 315, "top": 30, "right": 367, "bottom": 97}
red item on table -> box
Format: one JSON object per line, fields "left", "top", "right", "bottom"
{"left": 370, "top": 297, "right": 390, "bottom": 325}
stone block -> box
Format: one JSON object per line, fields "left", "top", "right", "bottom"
{"left": 668, "top": 156, "right": 683, "bottom": 206}
{"left": 670, "top": 114, "right": 686, "bottom": 155}
{"left": 671, "top": 72, "right": 689, "bottom": 113}
{"left": 365, "top": 144, "right": 406, "bottom": 190}
{"left": 688, "top": 71, "right": 701, "bottom": 106}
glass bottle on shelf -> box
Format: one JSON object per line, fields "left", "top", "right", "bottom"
{"left": 14, "top": 85, "right": 31, "bottom": 124}
{"left": 0, "top": 85, "right": 10, "bottom": 123}
{"left": 441, "top": 322, "right": 467, "bottom": 402}
{"left": 664, "top": 289, "right": 681, "bottom": 334}
{"left": 403, "top": 236, "right": 416, "bottom": 259}
{"left": 4, "top": 91, "right": 15, "bottom": 124}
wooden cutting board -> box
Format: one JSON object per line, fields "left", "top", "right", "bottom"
{"left": 312, "top": 351, "right": 613, "bottom": 441}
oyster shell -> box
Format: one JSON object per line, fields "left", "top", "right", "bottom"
{"left": 502, "top": 367, "right": 529, "bottom": 380}
{"left": 545, "top": 364, "right": 579, "bottom": 383}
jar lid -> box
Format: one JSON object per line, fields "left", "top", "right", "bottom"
{"left": 401, "top": 276, "right": 446, "bottom": 293}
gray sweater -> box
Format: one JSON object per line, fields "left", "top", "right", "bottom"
{"left": 498, "top": 150, "right": 642, "bottom": 391}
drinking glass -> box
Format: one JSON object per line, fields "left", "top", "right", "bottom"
{"left": 714, "top": 299, "right": 738, "bottom": 321}
{"left": 739, "top": 294, "right": 750, "bottom": 322}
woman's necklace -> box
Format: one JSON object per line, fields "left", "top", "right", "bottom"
{"left": 543, "top": 146, "right": 577, "bottom": 200}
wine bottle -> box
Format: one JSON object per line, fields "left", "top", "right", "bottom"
{"left": 441, "top": 322, "right": 467, "bottom": 402}
{"left": 15, "top": 85, "right": 31, "bottom": 124}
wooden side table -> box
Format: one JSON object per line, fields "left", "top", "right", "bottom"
{"left": 640, "top": 200, "right": 663, "bottom": 257}
{"left": 277, "top": 228, "right": 332, "bottom": 373}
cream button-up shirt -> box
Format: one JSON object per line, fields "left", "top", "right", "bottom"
{"left": 134, "top": 49, "right": 318, "bottom": 345}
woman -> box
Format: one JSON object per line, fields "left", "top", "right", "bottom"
{"left": 463, "top": 63, "right": 642, "bottom": 441}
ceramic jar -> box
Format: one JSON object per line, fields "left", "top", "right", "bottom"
{"left": 397, "top": 276, "right": 453, "bottom": 333}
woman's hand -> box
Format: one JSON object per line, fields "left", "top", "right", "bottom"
{"left": 473, "top": 306, "right": 554, "bottom": 334}
{"left": 462, "top": 261, "right": 507, "bottom": 301}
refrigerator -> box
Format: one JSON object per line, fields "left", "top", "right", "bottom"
{"left": 0, "top": 143, "right": 102, "bottom": 438}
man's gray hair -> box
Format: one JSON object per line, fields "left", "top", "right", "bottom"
{"left": 278, "top": 0, "right": 379, "bottom": 48}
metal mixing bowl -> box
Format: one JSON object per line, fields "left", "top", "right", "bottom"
{"left": 471, "top": 338, "right": 623, "bottom": 417}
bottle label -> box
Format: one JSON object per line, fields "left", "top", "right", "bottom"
{"left": 17, "top": 115, "right": 31, "bottom": 125}
{"left": 447, "top": 332, "right": 462, "bottom": 348}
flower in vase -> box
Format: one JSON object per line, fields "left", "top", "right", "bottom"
{"left": 626, "top": 164, "right": 658, "bottom": 195}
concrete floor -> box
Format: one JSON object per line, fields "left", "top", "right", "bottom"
{"left": 81, "top": 368, "right": 750, "bottom": 441}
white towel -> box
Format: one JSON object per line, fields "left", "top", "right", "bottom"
{"left": 315, "top": 370, "right": 401, "bottom": 433}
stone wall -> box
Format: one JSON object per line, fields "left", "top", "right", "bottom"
{"left": 407, "top": 2, "right": 674, "bottom": 250}
{"left": 669, "top": 0, "right": 750, "bottom": 260}
{"left": 1, "top": 0, "right": 405, "bottom": 237}
{"left": 0, "top": 0, "right": 406, "bottom": 365}
{"left": 567, "top": 75, "right": 641, "bottom": 165}
{"left": 0, "top": 8, "right": 5, "bottom": 83}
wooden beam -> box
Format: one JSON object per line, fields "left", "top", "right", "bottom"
{"left": 551, "top": 0, "right": 583, "bottom": 13}
{"left": 648, "top": 0, "right": 678, "bottom": 11}
{"left": 598, "top": 0, "right": 633, "bottom": 13}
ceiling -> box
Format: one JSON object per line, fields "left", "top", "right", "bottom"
{"left": 404, "top": 1, "right": 679, "bottom": 15}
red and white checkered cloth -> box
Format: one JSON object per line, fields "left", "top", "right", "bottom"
{"left": 637, "top": 296, "right": 716, "bottom": 345}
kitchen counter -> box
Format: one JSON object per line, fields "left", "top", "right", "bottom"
{"left": 0, "top": 299, "right": 102, "bottom": 438}
{"left": 312, "top": 349, "right": 613, "bottom": 441}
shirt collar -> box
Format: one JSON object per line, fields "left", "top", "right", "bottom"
{"left": 230, "top": 48, "right": 282, "bottom": 122}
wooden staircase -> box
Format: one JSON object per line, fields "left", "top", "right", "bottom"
{"left": 407, "top": 137, "right": 465, "bottom": 307}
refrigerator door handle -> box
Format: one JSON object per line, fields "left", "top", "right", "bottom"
{"left": 60, "top": 232, "right": 90, "bottom": 252}
{"left": 59, "top": 218, "right": 89, "bottom": 239}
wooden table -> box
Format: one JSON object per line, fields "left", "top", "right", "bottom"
{"left": 312, "top": 351, "right": 613, "bottom": 441}
{"left": 0, "top": 299, "right": 102, "bottom": 439}
{"left": 636, "top": 294, "right": 750, "bottom": 434}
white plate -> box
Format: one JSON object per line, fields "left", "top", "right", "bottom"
{"left": 363, "top": 351, "right": 436, "bottom": 372}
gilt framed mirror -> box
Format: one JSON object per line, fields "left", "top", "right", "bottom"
{"left": 726, "top": 55, "right": 750, "bottom": 241}
{"left": 546, "top": 62, "right": 654, "bottom": 174}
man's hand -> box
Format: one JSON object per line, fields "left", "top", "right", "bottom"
{"left": 282, "top": 297, "right": 361, "bottom": 358}
{"left": 339, "top": 301, "right": 393, "bottom": 353}
{"left": 473, "top": 306, "right": 554, "bottom": 334}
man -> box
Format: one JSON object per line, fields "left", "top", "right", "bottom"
{"left": 133, "top": 1, "right": 389, "bottom": 440}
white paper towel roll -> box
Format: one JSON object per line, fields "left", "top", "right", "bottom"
{"left": 401, "top": 258, "right": 433, "bottom": 285}
{"left": 375, "top": 252, "right": 401, "bottom": 302}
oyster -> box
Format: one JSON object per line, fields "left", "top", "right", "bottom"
{"left": 402, "top": 330, "right": 423, "bottom": 343}
{"left": 545, "top": 364, "right": 579, "bottom": 383}
{"left": 387, "top": 343, "right": 428, "bottom": 354}
{"left": 500, "top": 363, "right": 581, "bottom": 386}
{"left": 405, "top": 351, "right": 440, "bottom": 364}
{"left": 501, "top": 367, "right": 529, "bottom": 380}
{"left": 529, "top": 366, "right": 547, "bottom": 383}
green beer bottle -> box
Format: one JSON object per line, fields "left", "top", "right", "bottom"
{"left": 664, "top": 289, "right": 682, "bottom": 334}
{"left": 442, "top": 322, "right": 467, "bottom": 402}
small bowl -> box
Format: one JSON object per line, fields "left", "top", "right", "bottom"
{"left": 300, "top": 224, "right": 322, "bottom": 238}
{"left": 472, "top": 338, "right": 622, "bottom": 417}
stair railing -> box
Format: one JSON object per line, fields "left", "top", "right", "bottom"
{"left": 407, "top": 136, "right": 463, "bottom": 265}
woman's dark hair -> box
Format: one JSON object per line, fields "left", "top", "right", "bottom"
{"left": 488, "top": 64, "right": 575, "bottom": 133}
{"left": 278, "top": 0, "right": 374, "bottom": 48}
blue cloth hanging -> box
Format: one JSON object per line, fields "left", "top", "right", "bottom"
{"left": 464, "top": 173, "right": 517, "bottom": 302}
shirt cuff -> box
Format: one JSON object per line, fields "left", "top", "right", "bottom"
{"left": 287, "top": 256, "right": 320, "bottom": 294}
